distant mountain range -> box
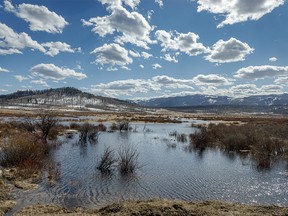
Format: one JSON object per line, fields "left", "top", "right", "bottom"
{"left": 0, "top": 87, "right": 140, "bottom": 112}
{"left": 1, "top": 87, "right": 288, "bottom": 114}
{"left": 136, "top": 94, "right": 288, "bottom": 107}
{"left": 136, "top": 94, "right": 288, "bottom": 114}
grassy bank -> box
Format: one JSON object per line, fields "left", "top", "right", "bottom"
{"left": 9, "top": 199, "right": 288, "bottom": 216}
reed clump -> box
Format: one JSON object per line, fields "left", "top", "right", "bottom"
{"left": 97, "top": 147, "right": 116, "bottom": 172}
{"left": 118, "top": 144, "right": 139, "bottom": 174}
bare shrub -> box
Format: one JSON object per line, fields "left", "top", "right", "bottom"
{"left": 189, "top": 127, "right": 210, "bottom": 150}
{"left": 79, "top": 123, "right": 99, "bottom": 143}
{"left": 118, "top": 144, "right": 139, "bottom": 174}
{"left": 97, "top": 147, "right": 116, "bottom": 172}
{"left": 79, "top": 123, "right": 93, "bottom": 142}
{"left": 221, "top": 133, "right": 249, "bottom": 151}
{"left": 118, "top": 120, "right": 129, "bottom": 132}
{"left": 96, "top": 123, "right": 107, "bottom": 132}
{"left": 36, "top": 110, "right": 58, "bottom": 143}
{"left": 88, "top": 129, "right": 99, "bottom": 142}
{"left": 19, "top": 110, "right": 58, "bottom": 143}
{"left": 70, "top": 123, "right": 81, "bottom": 130}
{"left": 189, "top": 122, "right": 288, "bottom": 168}
{"left": 0, "top": 133, "right": 46, "bottom": 168}
{"left": 110, "top": 123, "right": 119, "bottom": 131}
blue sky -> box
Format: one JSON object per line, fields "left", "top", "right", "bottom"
{"left": 0, "top": 0, "right": 288, "bottom": 99}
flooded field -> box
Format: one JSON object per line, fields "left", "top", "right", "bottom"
{"left": 6, "top": 121, "right": 288, "bottom": 213}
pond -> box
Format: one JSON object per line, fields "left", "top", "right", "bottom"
{"left": 8, "top": 122, "right": 288, "bottom": 213}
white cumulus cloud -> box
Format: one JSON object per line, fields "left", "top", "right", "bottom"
{"left": 141, "top": 51, "right": 153, "bottom": 59}
{"left": 90, "top": 75, "right": 196, "bottom": 97}
{"left": 0, "top": 67, "right": 9, "bottom": 72}
{"left": 274, "top": 77, "right": 288, "bottom": 85}
{"left": 98, "top": 0, "right": 141, "bottom": 10}
{"left": 42, "top": 42, "right": 80, "bottom": 57}
{"left": 205, "top": 38, "right": 254, "bottom": 63}
{"left": 230, "top": 84, "right": 284, "bottom": 97}
{"left": 91, "top": 78, "right": 161, "bottom": 97}
{"left": 152, "top": 75, "right": 194, "bottom": 89}
{"left": 82, "top": 3, "right": 153, "bottom": 49}
{"left": 161, "top": 53, "right": 179, "bottom": 63}
{"left": 195, "top": 0, "right": 285, "bottom": 28}
{"left": 30, "top": 63, "right": 87, "bottom": 80}
{"left": 4, "top": 0, "right": 68, "bottom": 33}
{"left": 269, "top": 57, "right": 278, "bottom": 62}
{"left": 234, "top": 65, "right": 288, "bottom": 80}
{"left": 14, "top": 75, "right": 29, "bottom": 82}
{"left": 91, "top": 43, "right": 133, "bottom": 67}
{"left": 31, "top": 79, "right": 49, "bottom": 87}
{"left": 193, "top": 74, "right": 233, "bottom": 86}
{"left": 155, "top": 0, "right": 164, "bottom": 8}
{"left": 155, "top": 30, "right": 209, "bottom": 56}
{"left": 152, "top": 63, "right": 162, "bottom": 69}
{"left": 0, "top": 22, "right": 46, "bottom": 55}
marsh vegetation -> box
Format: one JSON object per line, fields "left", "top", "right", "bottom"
{"left": 0, "top": 113, "right": 288, "bottom": 212}
{"left": 190, "top": 122, "right": 288, "bottom": 169}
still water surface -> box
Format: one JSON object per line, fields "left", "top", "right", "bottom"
{"left": 11, "top": 122, "right": 288, "bottom": 211}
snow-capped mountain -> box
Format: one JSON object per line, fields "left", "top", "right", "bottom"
{"left": 136, "top": 94, "right": 288, "bottom": 107}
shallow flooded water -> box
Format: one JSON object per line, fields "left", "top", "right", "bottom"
{"left": 10, "top": 122, "right": 288, "bottom": 211}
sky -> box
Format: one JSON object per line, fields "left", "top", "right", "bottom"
{"left": 0, "top": 0, "right": 288, "bottom": 100}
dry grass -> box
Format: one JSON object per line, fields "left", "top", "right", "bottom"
{"left": 97, "top": 147, "right": 116, "bottom": 173}
{"left": 0, "top": 132, "right": 47, "bottom": 168}
{"left": 118, "top": 144, "right": 139, "bottom": 174}
{"left": 12, "top": 200, "right": 288, "bottom": 216}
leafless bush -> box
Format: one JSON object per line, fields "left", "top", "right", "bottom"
{"left": 88, "top": 129, "right": 99, "bottom": 142}
{"left": 70, "top": 123, "right": 81, "bottom": 130}
{"left": 110, "top": 123, "right": 119, "bottom": 131}
{"left": 19, "top": 110, "right": 58, "bottom": 143}
{"left": 118, "top": 144, "right": 139, "bottom": 174}
{"left": 0, "top": 132, "right": 46, "bottom": 168}
{"left": 118, "top": 120, "right": 129, "bottom": 132}
{"left": 96, "top": 123, "right": 107, "bottom": 132}
{"left": 97, "top": 147, "right": 116, "bottom": 172}
{"left": 189, "top": 127, "right": 211, "bottom": 150}
{"left": 189, "top": 123, "right": 288, "bottom": 163}
{"left": 36, "top": 110, "right": 58, "bottom": 143}
{"left": 79, "top": 123, "right": 99, "bottom": 143}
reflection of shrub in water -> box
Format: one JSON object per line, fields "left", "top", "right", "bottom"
{"left": 169, "top": 130, "right": 177, "bottom": 137}
{"left": 177, "top": 133, "right": 187, "bottom": 143}
{"left": 47, "top": 162, "right": 61, "bottom": 184}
